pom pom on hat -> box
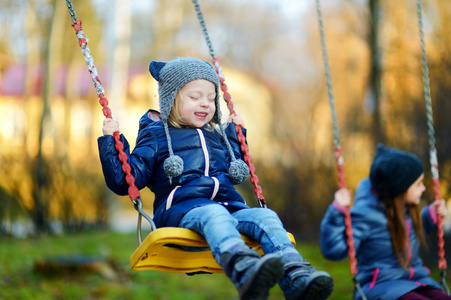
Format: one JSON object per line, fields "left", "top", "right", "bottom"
{"left": 164, "top": 155, "right": 184, "bottom": 180}
{"left": 217, "top": 124, "right": 249, "bottom": 184}
{"left": 229, "top": 159, "right": 249, "bottom": 184}
{"left": 369, "top": 144, "right": 424, "bottom": 199}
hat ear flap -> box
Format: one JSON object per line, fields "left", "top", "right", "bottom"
{"left": 149, "top": 61, "right": 167, "bottom": 81}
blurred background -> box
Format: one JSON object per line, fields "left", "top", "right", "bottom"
{"left": 1, "top": 0, "right": 451, "bottom": 298}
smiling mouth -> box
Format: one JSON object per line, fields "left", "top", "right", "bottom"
{"left": 195, "top": 112, "right": 208, "bottom": 118}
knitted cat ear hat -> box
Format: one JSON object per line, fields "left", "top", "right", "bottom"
{"left": 149, "top": 57, "right": 249, "bottom": 184}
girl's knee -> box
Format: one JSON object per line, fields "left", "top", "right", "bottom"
{"left": 234, "top": 208, "right": 284, "bottom": 230}
{"left": 205, "top": 204, "right": 230, "bottom": 216}
{"left": 198, "top": 204, "right": 237, "bottom": 224}
{"left": 263, "top": 208, "right": 279, "bottom": 218}
{"left": 257, "top": 208, "right": 282, "bottom": 223}
{"left": 181, "top": 204, "right": 238, "bottom": 232}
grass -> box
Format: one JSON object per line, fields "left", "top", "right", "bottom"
{"left": 0, "top": 230, "right": 446, "bottom": 299}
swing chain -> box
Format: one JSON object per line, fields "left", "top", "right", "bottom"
{"left": 441, "top": 269, "right": 450, "bottom": 295}
{"left": 316, "top": 0, "right": 359, "bottom": 279}
{"left": 315, "top": 0, "right": 341, "bottom": 151}
{"left": 416, "top": 0, "right": 448, "bottom": 281}
{"left": 192, "top": 0, "right": 216, "bottom": 60}
{"left": 66, "top": 1, "right": 105, "bottom": 98}
{"left": 134, "top": 198, "right": 157, "bottom": 245}
{"left": 416, "top": 0, "right": 437, "bottom": 163}
{"left": 66, "top": 1, "right": 142, "bottom": 205}
{"left": 353, "top": 275, "right": 368, "bottom": 300}
{"left": 65, "top": 0, "right": 78, "bottom": 24}
{"left": 191, "top": 0, "right": 266, "bottom": 207}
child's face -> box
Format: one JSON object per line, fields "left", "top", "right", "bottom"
{"left": 177, "top": 79, "right": 216, "bottom": 128}
{"left": 403, "top": 173, "right": 426, "bottom": 205}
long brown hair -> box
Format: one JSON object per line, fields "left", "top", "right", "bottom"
{"left": 382, "top": 195, "right": 426, "bottom": 268}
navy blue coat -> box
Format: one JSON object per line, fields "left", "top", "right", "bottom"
{"left": 98, "top": 110, "right": 249, "bottom": 227}
{"left": 320, "top": 178, "right": 443, "bottom": 300}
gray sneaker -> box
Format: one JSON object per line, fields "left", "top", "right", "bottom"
{"left": 221, "top": 250, "right": 284, "bottom": 300}
{"left": 237, "top": 253, "right": 284, "bottom": 300}
{"left": 283, "top": 262, "right": 334, "bottom": 300}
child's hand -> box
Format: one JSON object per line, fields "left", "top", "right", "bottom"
{"left": 432, "top": 199, "right": 447, "bottom": 218}
{"left": 227, "top": 114, "right": 245, "bottom": 127}
{"left": 102, "top": 118, "right": 120, "bottom": 136}
{"left": 334, "top": 188, "right": 352, "bottom": 207}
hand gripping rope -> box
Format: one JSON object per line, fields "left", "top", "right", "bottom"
{"left": 416, "top": 0, "right": 449, "bottom": 294}
{"left": 315, "top": 0, "right": 365, "bottom": 298}
{"left": 191, "top": 0, "right": 266, "bottom": 208}
{"left": 65, "top": 1, "right": 157, "bottom": 240}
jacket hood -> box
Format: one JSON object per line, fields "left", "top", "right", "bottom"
{"left": 138, "top": 109, "right": 163, "bottom": 131}
{"left": 354, "top": 177, "right": 386, "bottom": 210}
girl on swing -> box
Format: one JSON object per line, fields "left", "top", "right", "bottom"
{"left": 320, "top": 144, "right": 450, "bottom": 300}
{"left": 98, "top": 57, "right": 334, "bottom": 300}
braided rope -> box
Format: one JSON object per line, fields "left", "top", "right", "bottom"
{"left": 191, "top": 0, "right": 266, "bottom": 207}
{"left": 416, "top": 0, "right": 447, "bottom": 275}
{"left": 315, "top": 0, "right": 359, "bottom": 278}
{"left": 66, "top": 0, "right": 141, "bottom": 202}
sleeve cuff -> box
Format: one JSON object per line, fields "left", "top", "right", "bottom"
{"left": 428, "top": 204, "right": 438, "bottom": 224}
{"left": 333, "top": 200, "right": 348, "bottom": 213}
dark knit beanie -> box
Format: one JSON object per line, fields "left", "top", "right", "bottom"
{"left": 148, "top": 57, "right": 249, "bottom": 184}
{"left": 369, "top": 144, "right": 424, "bottom": 199}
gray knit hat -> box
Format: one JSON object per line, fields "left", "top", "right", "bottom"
{"left": 149, "top": 57, "right": 249, "bottom": 184}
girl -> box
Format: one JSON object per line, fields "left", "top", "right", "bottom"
{"left": 98, "top": 57, "right": 334, "bottom": 300}
{"left": 320, "top": 144, "right": 450, "bottom": 300}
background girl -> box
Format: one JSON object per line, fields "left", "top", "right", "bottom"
{"left": 320, "top": 144, "right": 450, "bottom": 300}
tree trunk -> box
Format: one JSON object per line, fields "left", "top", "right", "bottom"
{"left": 33, "top": 0, "right": 62, "bottom": 233}
{"left": 368, "top": 0, "right": 385, "bottom": 144}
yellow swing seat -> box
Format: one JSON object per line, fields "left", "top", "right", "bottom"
{"left": 130, "top": 227, "right": 296, "bottom": 273}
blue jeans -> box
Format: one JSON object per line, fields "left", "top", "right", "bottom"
{"left": 178, "top": 204, "right": 301, "bottom": 263}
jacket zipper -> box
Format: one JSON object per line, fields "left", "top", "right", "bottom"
{"left": 197, "top": 129, "right": 209, "bottom": 176}
{"left": 197, "top": 129, "right": 219, "bottom": 200}
{"left": 165, "top": 129, "right": 219, "bottom": 210}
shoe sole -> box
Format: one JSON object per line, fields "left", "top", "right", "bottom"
{"left": 302, "top": 271, "right": 334, "bottom": 300}
{"left": 239, "top": 254, "right": 284, "bottom": 300}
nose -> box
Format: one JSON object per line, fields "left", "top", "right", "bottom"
{"left": 199, "top": 97, "right": 209, "bottom": 107}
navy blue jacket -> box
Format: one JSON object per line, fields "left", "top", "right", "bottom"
{"left": 98, "top": 110, "right": 249, "bottom": 227}
{"left": 320, "top": 178, "right": 443, "bottom": 300}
